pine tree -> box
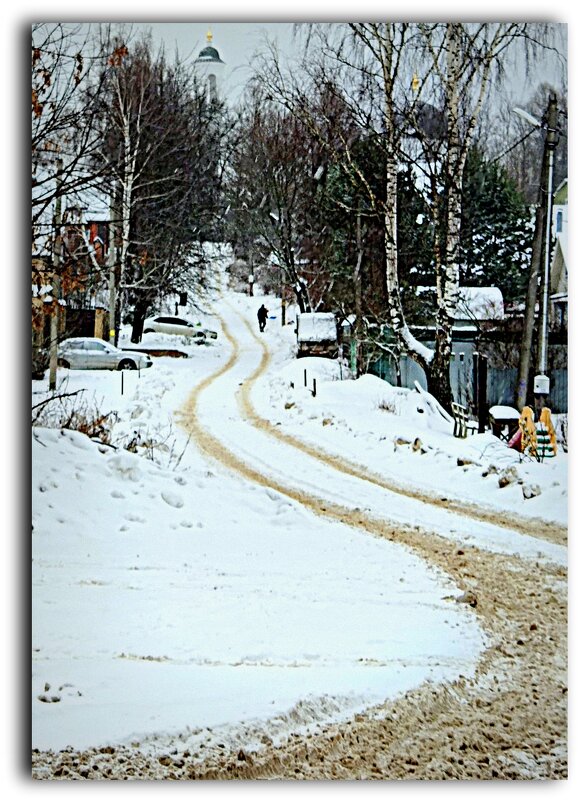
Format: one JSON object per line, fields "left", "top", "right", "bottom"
{"left": 459, "top": 147, "right": 533, "bottom": 304}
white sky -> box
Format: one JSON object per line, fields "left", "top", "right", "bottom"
{"left": 130, "top": 18, "right": 567, "bottom": 106}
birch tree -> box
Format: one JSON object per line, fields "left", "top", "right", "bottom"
{"left": 257, "top": 22, "right": 552, "bottom": 410}
{"left": 90, "top": 34, "right": 230, "bottom": 341}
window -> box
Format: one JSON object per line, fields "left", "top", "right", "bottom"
{"left": 84, "top": 341, "right": 107, "bottom": 351}
{"left": 208, "top": 74, "right": 217, "bottom": 100}
{"left": 556, "top": 210, "right": 563, "bottom": 233}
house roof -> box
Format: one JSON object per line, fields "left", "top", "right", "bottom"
{"left": 416, "top": 285, "right": 505, "bottom": 320}
{"left": 456, "top": 287, "right": 504, "bottom": 320}
{"left": 554, "top": 177, "right": 568, "bottom": 205}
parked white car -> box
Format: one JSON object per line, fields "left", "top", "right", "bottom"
{"left": 57, "top": 338, "right": 153, "bottom": 371}
{"left": 143, "top": 315, "right": 210, "bottom": 342}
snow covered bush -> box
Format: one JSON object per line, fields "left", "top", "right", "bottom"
{"left": 377, "top": 398, "right": 398, "bottom": 414}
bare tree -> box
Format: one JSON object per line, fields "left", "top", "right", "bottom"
{"left": 89, "top": 33, "right": 232, "bottom": 341}
{"left": 255, "top": 22, "right": 557, "bottom": 410}
{"left": 32, "top": 23, "right": 112, "bottom": 254}
{"left": 226, "top": 88, "right": 324, "bottom": 312}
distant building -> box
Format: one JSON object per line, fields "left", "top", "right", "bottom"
{"left": 550, "top": 178, "right": 568, "bottom": 330}
{"left": 194, "top": 29, "right": 225, "bottom": 103}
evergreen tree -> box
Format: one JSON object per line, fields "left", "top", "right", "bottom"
{"left": 459, "top": 147, "right": 533, "bottom": 304}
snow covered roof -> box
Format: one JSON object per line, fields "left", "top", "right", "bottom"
{"left": 416, "top": 286, "right": 504, "bottom": 321}
{"left": 456, "top": 287, "right": 504, "bottom": 321}
{"left": 296, "top": 312, "right": 337, "bottom": 342}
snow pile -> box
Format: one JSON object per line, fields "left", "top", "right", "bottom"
{"left": 32, "top": 422, "right": 487, "bottom": 752}
{"left": 275, "top": 355, "right": 349, "bottom": 385}
{"left": 31, "top": 286, "right": 567, "bottom": 757}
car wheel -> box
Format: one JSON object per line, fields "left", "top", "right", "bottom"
{"left": 58, "top": 358, "right": 70, "bottom": 368}
{"left": 143, "top": 328, "right": 153, "bottom": 334}
{"left": 118, "top": 359, "right": 137, "bottom": 370}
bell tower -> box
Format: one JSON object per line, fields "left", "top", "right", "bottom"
{"left": 194, "top": 28, "right": 225, "bottom": 103}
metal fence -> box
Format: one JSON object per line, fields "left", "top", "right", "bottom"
{"left": 368, "top": 350, "right": 568, "bottom": 414}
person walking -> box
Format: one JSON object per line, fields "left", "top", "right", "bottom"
{"left": 257, "top": 304, "right": 269, "bottom": 332}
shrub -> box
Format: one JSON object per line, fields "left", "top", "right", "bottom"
{"left": 31, "top": 390, "right": 118, "bottom": 445}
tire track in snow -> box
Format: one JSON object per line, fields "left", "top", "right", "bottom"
{"left": 172, "top": 303, "right": 567, "bottom": 780}
{"left": 231, "top": 308, "right": 566, "bottom": 548}
{"left": 33, "top": 304, "right": 568, "bottom": 780}
{"left": 176, "top": 318, "right": 429, "bottom": 551}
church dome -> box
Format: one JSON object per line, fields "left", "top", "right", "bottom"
{"left": 195, "top": 45, "right": 224, "bottom": 63}
{"left": 195, "top": 30, "right": 224, "bottom": 64}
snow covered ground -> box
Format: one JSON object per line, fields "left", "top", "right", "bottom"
{"left": 31, "top": 286, "right": 567, "bottom": 758}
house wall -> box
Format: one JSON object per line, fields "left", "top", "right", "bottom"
{"left": 32, "top": 304, "right": 109, "bottom": 348}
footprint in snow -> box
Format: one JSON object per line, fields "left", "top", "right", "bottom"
{"left": 124, "top": 513, "right": 146, "bottom": 523}
{"left": 37, "top": 682, "right": 82, "bottom": 703}
{"left": 111, "top": 490, "right": 126, "bottom": 499}
{"left": 161, "top": 491, "right": 184, "bottom": 509}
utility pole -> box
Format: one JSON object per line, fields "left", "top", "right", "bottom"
{"left": 515, "top": 197, "right": 545, "bottom": 409}
{"left": 536, "top": 95, "right": 559, "bottom": 380}
{"left": 48, "top": 159, "right": 63, "bottom": 391}
{"left": 108, "top": 189, "right": 118, "bottom": 344}
{"left": 515, "top": 94, "right": 558, "bottom": 408}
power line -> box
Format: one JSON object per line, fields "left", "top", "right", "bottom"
{"left": 490, "top": 127, "right": 537, "bottom": 164}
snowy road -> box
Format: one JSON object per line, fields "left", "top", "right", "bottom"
{"left": 33, "top": 295, "right": 489, "bottom": 758}
{"left": 183, "top": 298, "right": 566, "bottom": 567}
{"left": 32, "top": 288, "right": 568, "bottom": 779}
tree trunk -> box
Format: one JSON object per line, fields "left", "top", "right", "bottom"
{"left": 431, "top": 23, "right": 462, "bottom": 414}
{"left": 294, "top": 285, "right": 311, "bottom": 313}
{"left": 515, "top": 101, "right": 551, "bottom": 409}
{"left": 427, "top": 335, "right": 455, "bottom": 413}
{"left": 515, "top": 204, "right": 544, "bottom": 408}
{"left": 353, "top": 208, "right": 364, "bottom": 377}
